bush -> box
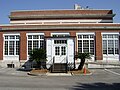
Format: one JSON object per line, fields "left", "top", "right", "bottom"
{"left": 29, "top": 48, "right": 47, "bottom": 69}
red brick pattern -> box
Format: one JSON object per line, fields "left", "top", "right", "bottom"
{"left": 10, "top": 10, "right": 112, "bottom": 16}
{"left": 19, "top": 32, "right": 27, "bottom": 60}
{"left": 95, "top": 32, "right": 103, "bottom": 60}
{"left": 0, "top": 32, "right": 3, "bottom": 60}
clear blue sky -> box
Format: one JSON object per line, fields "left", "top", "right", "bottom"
{"left": 0, "top": 0, "right": 119, "bottom": 24}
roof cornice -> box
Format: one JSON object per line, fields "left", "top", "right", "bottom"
{"left": 1, "top": 26, "right": 120, "bottom": 31}
{"left": 9, "top": 14, "right": 115, "bottom": 19}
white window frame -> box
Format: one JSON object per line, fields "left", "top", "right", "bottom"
{"left": 76, "top": 33, "right": 95, "bottom": 55}
{"left": 102, "top": 33, "right": 119, "bottom": 55}
{"left": 3, "top": 34, "right": 20, "bottom": 56}
{"left": 26, "top": 33, "right": 44, "bottom": 56}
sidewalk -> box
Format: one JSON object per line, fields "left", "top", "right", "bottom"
{"left": 0, "top": 67, "right": 29, "bottom": 77}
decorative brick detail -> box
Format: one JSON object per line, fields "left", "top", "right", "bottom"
{"left": 70, "top": 32, "right": 76, "bottom": 37}
{"left": 95, "top": 32, "right": 103, "bottom": 60}
{"left": 19, "top": 32, "right": 27, "bottom": 60}
{"left": 45, "top": 32, "right": 51, "bottom": 37}
{"left": 0, "top": 32, "right": 3, "bottom": 60}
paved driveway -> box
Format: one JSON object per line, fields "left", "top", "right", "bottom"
{"left": 0, "top": 68, "right": 120, "bottom": 90}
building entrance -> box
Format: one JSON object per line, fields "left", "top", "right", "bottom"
{"left": 53, "top": 40, "right": 67, "bottom": 63}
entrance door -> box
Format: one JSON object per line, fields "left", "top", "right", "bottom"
{"left": 53, "top": 40, "right": 67, "bottom": 63}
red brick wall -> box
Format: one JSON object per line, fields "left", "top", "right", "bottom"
{"left": 95, "top": 32, "right": 103, "bottom": 60}
{"left": 45, "top": 31, "right": 51, "bottom": 37}
{"left": 11, "top": 10, "right": 112, "bottom": 16}
{"left": 19, "top": 32, "right": 27, "bottom": 60}
{"left": 0, "top": 32, "right": 3, "bottom": 60}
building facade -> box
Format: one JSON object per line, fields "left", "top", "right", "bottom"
{"left": 0, "top": 8, "right": 120, "bottom": 68}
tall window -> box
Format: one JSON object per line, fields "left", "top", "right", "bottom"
{"left": 102, "top": 34, "right": 119, "bottom": 55}
{"left": 27, "top": 34, "right": 44, "bottom": 55}
{"left": 4, "top": 35, "right": 20, "bottom": 55}
{"left": 77, "top": 34, "right": 94, "bottom": 55}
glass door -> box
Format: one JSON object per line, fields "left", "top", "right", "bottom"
{"left": 53, "top": 40, "right": 67, "bottom": 63}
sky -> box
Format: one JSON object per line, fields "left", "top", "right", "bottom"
{"left": 0, "top": 0, "right": 119, "bottom": 24}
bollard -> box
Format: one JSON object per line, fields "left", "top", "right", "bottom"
{"left": 83, "top": 67, "right": 86, "bottom": 74}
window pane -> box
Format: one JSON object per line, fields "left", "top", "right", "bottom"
{"left": 108, "top": 35, "right": 113, "bottom": 38}
{"left": 4, "top": 35, "right": 20, "bottom": 55}
{"left": 115, "top": 40, "right": 119, "bottom": 54}
{"left": 103, "top": 35, "right": 107, "bottom": 38}
{"left": 27, "top": 35, "right": 44, "bottom": 55}
{"left": 108, "top": 40, "right": 114, "bottom": 54}
{"left": 54, "top": 40, "right": 67, "bottom": 44}
{"left": 103, "top": 40, "right": 107, "bottom": 54}
{"left": 9, "top": 41, "right": 14, "bottom": 55}
{"left": 114, "top": 35, "right": 118, "bottom": 38}
{"left": 83, "top": 48, "right": 89, "bottom": 53}
{"left": 33, "top": 35, "right": 39, "bottom": 39}
{"left": 4, "top": 41, "right": 8, "bottom": 55}
{"left": 77, "top": 34, "right": 94, "bottom": 54}
{"left": 28, "top": 35, "right": 32, "bottom": 39}
{"left": 83, "top": 35, "right": 89, "bottom": 39}
{"left": 90, "top": 35, "right": 94, "bottom": 39}
{"left": 5, "top": 36, "right": 8, "bottom": 39}
{"left": 78, "top": 40, "right": 82, "bottom": 47}
{"left": 78, "top": 35, "right": 82, "bottom": 39}
{"left": 55, "top": 47, "right": 60, "bottom": 55}
{"left": 40, "top": 35, "right": 44, "bottom": 39}
{"left": 90, "top": 48, "right": 94, "bottom": 55}
{"left": 16, "top": 36, "right": 20, "bottom": 39}
{"left": 61, "top": 46, "right": 66, "bottom": 55}
{"left": 78, "top": 48, "right": 82, "bottom": 53}
{"left": 16, "top": 41, "right": 20, "bottom": 55}
{"left": 83, "top": 40, "right": 89, "bottom": 48}
{"left": 90, "top": 40, "right": 94, "bottom": 47}
{"left": 40, "top": 40, "right": 44, "bottom": 49}
{"left": 33, "top": 41, "right": 39, "bottom": 49}
{"left": 28, "top": 41, "right": 32, "bottom": 55}
{"left": 10, "top": 36, "right": 15, "bottom": 39}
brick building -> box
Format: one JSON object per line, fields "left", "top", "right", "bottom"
{"left": 0, "top": 6, "right": 120, "bottom": 69}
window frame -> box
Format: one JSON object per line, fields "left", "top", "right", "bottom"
{"left": 102, "top": 34, "right": 119, "bottom": 55}
{"left": 77, "top": 33, "right": 95, "bottom": 55}
{"left": 3, "top": 34, "right": 20, "bottom": 56}
{"left": 27, "top": 33, "right": 44, "bottom": 55}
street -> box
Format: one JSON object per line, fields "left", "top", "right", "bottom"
{"left": 0, "top": 68, "right": 120, "bottom": 90}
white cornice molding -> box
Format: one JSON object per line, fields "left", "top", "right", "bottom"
{"left": 1, "top": 26, "right": 120, "bottom": 31}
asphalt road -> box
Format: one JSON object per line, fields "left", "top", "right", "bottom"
{"left": 0, "top": 68, "right": 120, "bottom": 90}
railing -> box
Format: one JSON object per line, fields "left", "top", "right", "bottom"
{"left": 60, "top": 56, "right": 67, "bottom": 63}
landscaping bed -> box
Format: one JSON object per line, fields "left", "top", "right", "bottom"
{"left": 28, "top": 68, "right": 91, "bottom": 76}
{"left": 69, "top": 68, "right": 91, "bottom": 75}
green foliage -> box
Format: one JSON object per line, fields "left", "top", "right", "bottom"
{"left": 76, "top": 53, "right": 91, "bottom": 70}
{"left": 77, "top": 53, "right": 91, "bottom": 60}
{"left": 29, "top": 48, "right": 47, "bottom": 65}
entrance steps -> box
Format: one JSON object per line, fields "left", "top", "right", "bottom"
{"left": 50, "top": 63, "right": 67, "bottom": 73}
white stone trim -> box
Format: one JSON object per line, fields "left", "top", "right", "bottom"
{"left": 51, "top": 32, "right": 70, "bottom": 36}
{"left": 76, "top": 32, "right": 95, "bottom": 35}
{"left": 3, "top": 33, "right": 20, "bottom": 37}
{"left": 101, "top": 32, "right": 119, "bottom": 35}
{"left": 26, "top": 33, "right": 44, "bottom": 36}
{"left": 10, "top": 19, "right": 113, "bottom": 25}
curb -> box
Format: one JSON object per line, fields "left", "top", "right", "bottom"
{"left": 27, "top": 72, "right": 47, "bottom": 76}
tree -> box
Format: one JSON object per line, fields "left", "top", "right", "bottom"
{"left": 76, "top": 53, "right": 91, "bottom": 70}
{"left": 29, "top": 48, "right": 47, "bottom": 69}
